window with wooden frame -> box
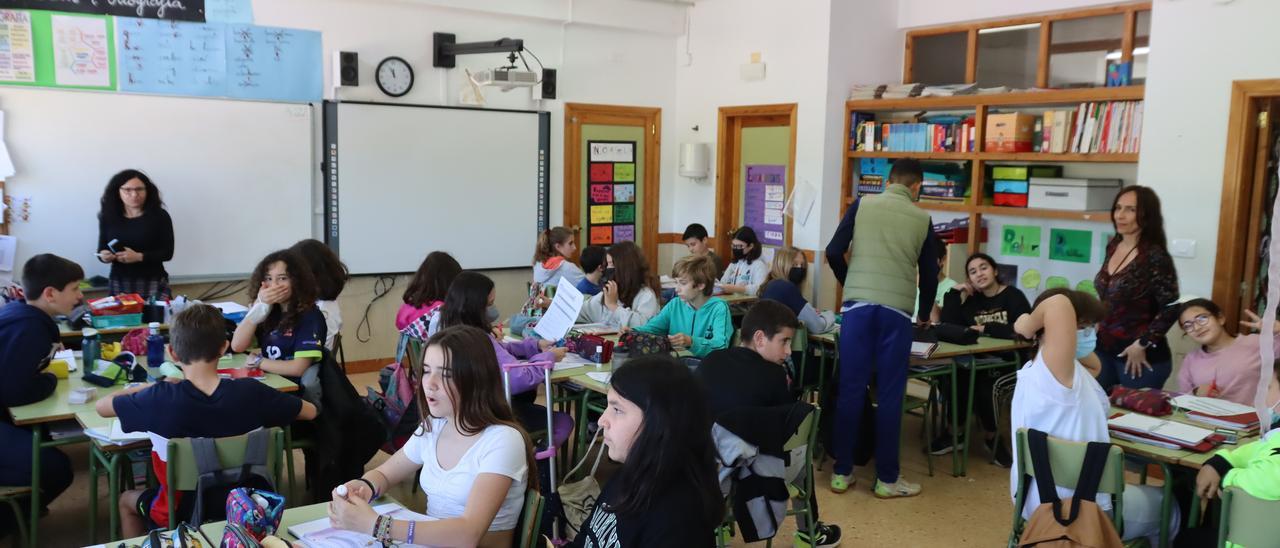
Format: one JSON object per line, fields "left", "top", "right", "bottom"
{"left": 905, "top": 2, "right": 1151, "bottom": 89}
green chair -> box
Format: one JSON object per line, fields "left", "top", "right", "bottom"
{"left": 517, "top": 488, "right": 545, "bottom": 548}
{"left": 1218, "top": 486, "right": 1280, "bottom": 548}
{"left": 0, "top": 486, "right": 31, "bottom": 547}
{"left": 767, "top": 406, "right": 819, "bottom": 548}
{"left": 334, "top": 332, "right": 348, "bottom": 374}
{"left": 1008, "top": 428, "right": 1135, "bottom": 548}
{"left": 165, "top": 428, "right": 285, "bottom": 529}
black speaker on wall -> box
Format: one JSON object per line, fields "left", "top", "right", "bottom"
{"left": 338, "top": 51, "right": 359, "bottom": 87}
{"left": 541, "top": 68, "right": 557, "bottom": 100}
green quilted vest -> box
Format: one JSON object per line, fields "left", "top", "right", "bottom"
{"left": 841, "top": 183, "right": 930, "bottom": 315}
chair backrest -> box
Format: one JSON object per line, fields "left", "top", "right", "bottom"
{"left": 1015, "top": 429, "right": 1125, "bottom": 496}
{"left": 782, "top": 406, "right": 818, "bottom": 453}
{"left": 405, "top": 336, "right": 425, "bottom": 380}
{"left": 518, "top": 488, "right": 545, "bottom": 548}
{"left": 1219, "top": 486, "right": 1280, "bottom": 547}
{"left": 791, "top": 325, "right": 808, "bottom": 352}
{"left": 166, "top": 428, "right": 284, "bottom": 492}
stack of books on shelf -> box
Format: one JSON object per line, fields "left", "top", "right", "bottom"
{"left": 921, "top": 83, "right": 976, "bottom": 97}
{"left": 882, "top": 83, "right": 924, "bottom": 99}
{"left": 1033, "top": 101, "right": 1144, "bottom": 154}
{"left": 850, "top": 84, "right": 887, "bottom": 100}
{"left": 919, "top": 163, "right": 968, "bottom": 203}
{"left": 856, "top": 157, "right": 890, "bottom": 195}
{"left": 851, "top": 113, "right": 977, "bottom": 153}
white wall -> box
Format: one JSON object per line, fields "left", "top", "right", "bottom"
{"left": 1136, "top": 0, "right": 1280, "bottom": 298}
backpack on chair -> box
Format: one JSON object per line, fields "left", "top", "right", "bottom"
{"left": 188, "top": 428, "right": 276, "bottom": 526}
{"left": 1017, "top": 429, "right": 1123, "bottom": 548}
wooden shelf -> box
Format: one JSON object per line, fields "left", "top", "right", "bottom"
{"left": 982, "top": 152, "right": 1138, "bottom": 163}
{"left": 847, "top": 85, "right": 1145, "bottom": 111}
{"left": 848, "top": 150, "right": 1139, "bottom": 163}
{"left": 919, "top": 201, "right": 972, "bottom": 213}
{"left": 975, "top": 206, "right": 1112, "bottom": 222}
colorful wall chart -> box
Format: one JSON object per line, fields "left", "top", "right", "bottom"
{"left": 744, "top": 164, "right": 786, "bottom": 246}
{"left": 0, "top": 10, "right": 35, "bottom": 83}
{"left": 586, "top": 140, "right": 637, "bottom": 246}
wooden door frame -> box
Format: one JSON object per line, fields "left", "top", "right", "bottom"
{"left": 564, "top": 103, "right": 662, "bottom": 268}
{"left": 714, "top": 103, "right": 799, "bottom": 260}
{"left": 1212, "top": 79, "right": 1280, "bottom": 328}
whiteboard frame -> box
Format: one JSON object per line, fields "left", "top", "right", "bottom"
{"left": 321, "top": 100, "right": 550, "bottom": 275}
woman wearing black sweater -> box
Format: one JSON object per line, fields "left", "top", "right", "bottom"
{"left": 96, "top": 170, "right": 175, "bottom": 299}
{"left": 931, "top": 253, "right": 1031, "bottom": 466}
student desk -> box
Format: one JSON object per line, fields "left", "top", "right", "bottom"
{"left": 1105, "top": 406, "right": 1263, "bottom": 547}
{"left": 58, "top": 320, "right": 168, "bottom": 341}
{"left": 7, "top": 354, "right": 295, "bottom": 547}
{"left": 101, "top": 497, "right": 407, "bottom": 547}
{"left": 808, "top": 328, "right": 1031, "bottom": 476}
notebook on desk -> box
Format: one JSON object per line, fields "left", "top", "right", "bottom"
{"left": 289, "top": 503, "right": 431, "bottom": 547}
{"left": 910, "top": 341, "right": 937, "bottom": 359}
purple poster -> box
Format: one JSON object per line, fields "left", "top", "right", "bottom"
{"left": 744, "top": 164, "right": 786, "bottom": 246}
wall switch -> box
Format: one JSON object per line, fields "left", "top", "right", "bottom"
{"left": 1170, "top": 239, "right": 1196, "bottom": 258}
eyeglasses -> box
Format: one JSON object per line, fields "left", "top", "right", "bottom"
{"left": 1180, "top": 314, "right": 1212, "bottom": 332}
{"left": 120, "top": 187, "right": 146, "bottom": 194}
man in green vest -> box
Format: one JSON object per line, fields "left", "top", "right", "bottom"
{"left": 824, "top": 158, "right": 940, "bottom": 498}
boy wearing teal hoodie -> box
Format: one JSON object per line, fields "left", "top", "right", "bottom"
{"left": 635, "top": 255, "right": 731, "bottom": 357}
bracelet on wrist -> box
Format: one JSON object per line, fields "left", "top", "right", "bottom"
{"left": 357, "top": 478, "right": 378, "bottom": 502}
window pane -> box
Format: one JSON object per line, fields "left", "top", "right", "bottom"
{"left": 1048, "top": 14, "right": 1124, "bottom": 88}
{"left": 976, "top": 24, "right": 1040, "bottom": 90}
{"left": 910, "top": 32, "right": 967, "bottom": 85}
{"left": 1133, "top": 10, "right": 1151, "bottom": 85}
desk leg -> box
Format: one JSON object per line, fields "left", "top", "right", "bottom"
{"left": 1158, "top": 463, "right": 1173, "bottom": 548}
{"left": 960, "top": 357, "right": 981, "bottom": 477}
{"left": 87, "top": 446, "right": 99, "bottom": 544}
{"left": 949, "top": 364, "right": 961, "bottom": 477}
{"left": 28, "top": 425, "right": 42, "bottom": 548}
{"left": 108, "top": 452, "right": 122, "bottom": 541}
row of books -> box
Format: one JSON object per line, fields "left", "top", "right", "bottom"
{"left": 851, "top": 114, "right": 978, "bottom": 153}
{"left": 1034, "top": 100, "right": 1144, "bottom": 154}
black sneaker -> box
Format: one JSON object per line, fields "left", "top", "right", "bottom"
{"left": 796, "top": 522, "right": 842, "bottom": 548}
{"left": 928, "top": 434, "right": 956, "bottom": 455}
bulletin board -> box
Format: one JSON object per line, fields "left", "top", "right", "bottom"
{"left": 586, "top": 140, "right": 637, "bottom": 246}
{"left": 744, "top": 164, "right": 786, "bottom": 246}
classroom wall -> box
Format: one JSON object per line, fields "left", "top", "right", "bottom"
{"left": 238, "top": 0, "right": 684, "bottom": 361}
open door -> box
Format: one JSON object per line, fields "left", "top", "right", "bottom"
{"left": 714, "top": 104, "right": 798, "bottom": 260}
{"left": 564, "top": 103, "right": 662, "bottom": 268}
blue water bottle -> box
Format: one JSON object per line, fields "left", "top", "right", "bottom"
{"left": 81, "top": 328, "right": 100, "bottom": 377}
{"left": 146, "top": 322, "right": 166, "bottom": 369}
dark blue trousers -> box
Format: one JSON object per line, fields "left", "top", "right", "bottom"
{"left": 832, "top": 304, "right": 912, "bottom": 483}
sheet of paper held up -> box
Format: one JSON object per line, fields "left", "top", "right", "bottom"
{"left": 533, "top": 277, "right": 584, "bottom": 342}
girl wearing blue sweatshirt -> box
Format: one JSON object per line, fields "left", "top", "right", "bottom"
{"left": 634, "top": 255, "right": 732, "bottom": 358}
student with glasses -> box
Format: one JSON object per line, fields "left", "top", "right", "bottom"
{"left": 1176, "top": 298, "right": 1277, "bottom": 406}
{"left": 96, "top": 169, "right": 175, "bottom": 299}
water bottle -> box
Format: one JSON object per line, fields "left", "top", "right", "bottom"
{"left": 146, "top": 322, "right": 166, "bottom": 369}
{"left": 81, "top": 328, "right": 100, "bottom": 376}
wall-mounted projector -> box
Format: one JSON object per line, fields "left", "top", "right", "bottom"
{"left": 471, "top": 68, "right": 538, "bottom": 89}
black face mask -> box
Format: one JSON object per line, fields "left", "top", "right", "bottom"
{"left": 788, "top": 266, "right": 807, "bottom": 286}
{"left": 732, "top": 248, "right": 746, "bottom": 261}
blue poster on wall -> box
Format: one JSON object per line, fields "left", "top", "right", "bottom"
{"left": 117, "top": 18, "right": 227, "bottom": 97}
{"left": 225, "top": 24, "right": 321, "bottom": 102}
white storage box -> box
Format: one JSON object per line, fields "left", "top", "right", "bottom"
{"left": 1028, "top": 178, "right": 1122, "bottom": 211}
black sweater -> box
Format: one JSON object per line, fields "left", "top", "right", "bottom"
{"left": 940, "top": 285, "right": 1031, "bottom": 340}
{"left": 0, "top": 302, "right": 59, "bottom": 421}
{"left": 695, "top": 346, "right": 792, "bottom": 422}
{"left": 97, "top": 208, "right": 175, "bottom": 279}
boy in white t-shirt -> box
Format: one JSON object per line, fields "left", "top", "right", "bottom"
{"left": 328, "top": 325, "right": 535, "bottom": 546}
{"left": 1011, "top": 288, "right": 1179, "bottom": 545}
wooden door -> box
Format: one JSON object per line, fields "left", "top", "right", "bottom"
{"left": 1238, "top": 99, "right": 1280, "bottom": 323}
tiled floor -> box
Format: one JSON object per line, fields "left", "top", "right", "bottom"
{"left": 30, "top": 372, "right": 1014, "bottom": 547}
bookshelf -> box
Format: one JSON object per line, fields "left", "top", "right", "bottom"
{"left": 840, "top": 85, "right": 1144, "bottom": 253}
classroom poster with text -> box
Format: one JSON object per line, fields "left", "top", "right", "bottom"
{"left": 586, "top": 140, "right": 636, "bottom": 246}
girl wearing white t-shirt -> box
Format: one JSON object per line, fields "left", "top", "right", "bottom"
{"left": 1010, "top": 288, "right": 1178, "bottom": 545}
{"left": 718, "top": 226, "right": 769, "bottom": 295}
{"left": 328, "top": 325, "right": 537, "bottom": 547}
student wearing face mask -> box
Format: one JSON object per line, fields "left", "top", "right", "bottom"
{"left": 1011, "top": 288, "right": 1178, "bottom": 546}
{"left": 930, "top": 253, "right": 1032, "bottom": 464}
{"left": 577, "top": 242, "right": 661, "bottom": 329}
{"left": 758, "top": 246, "right": 836, "bottom": 335}
{"left": 718, "top": 226, "right": 769, "bottom": 296}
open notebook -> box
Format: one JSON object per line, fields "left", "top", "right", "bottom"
{"left": 1108, "top": 413, "right": 1213, "bottom": 446}
{"left": 289, "top": 503, "right": 431, "bottom": 547}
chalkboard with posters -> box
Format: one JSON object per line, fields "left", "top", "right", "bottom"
{"left": 0, "top": 0, "right": 207, "bottom": 22}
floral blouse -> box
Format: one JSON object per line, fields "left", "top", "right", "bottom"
{"left": 1094, "top": 239, "right": 1180, "bottom": 357}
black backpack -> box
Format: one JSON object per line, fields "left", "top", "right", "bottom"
{"left": 187, "top": 428, "right": 275, "bottom": 526}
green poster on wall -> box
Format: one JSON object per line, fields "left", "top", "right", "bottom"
{"left": 1001, "top": 225, "right": 1042, "bottom": 258}
{"left": 1049, "top": 228, "right": 1093, "bottom": 263}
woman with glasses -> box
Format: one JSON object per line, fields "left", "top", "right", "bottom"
{"left": 96, "top": 169, "right": 175, "bottom": 299}
{"left": 1176, "top": 298, "right": 1275, "bottom": 406}
{"left": 1094, "top": 185, "right": 1180, "bottom": 390}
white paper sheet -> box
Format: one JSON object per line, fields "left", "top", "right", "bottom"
{"left": 532, "top": 278, "right": 584, "bottom": 341}
{"left": 53, "top": 348, "right": 77, "bottom": 372}
{"left": 0, "top": 235, "right": 14, "bottom": 271}
{"left": 1108, "top": 413, "right": 1212, "bottom": 445}
{"left": 1171, "top": 394, "right": 1256, "bottom": 417}
{"left": 289, "top": 503, "right": 433, "bottom": 547}
{"left": 585, "top": 371, "right": 611, "bottom": 384}
{"left": 785, "top": 178, "right": 818, "bottom": 227}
